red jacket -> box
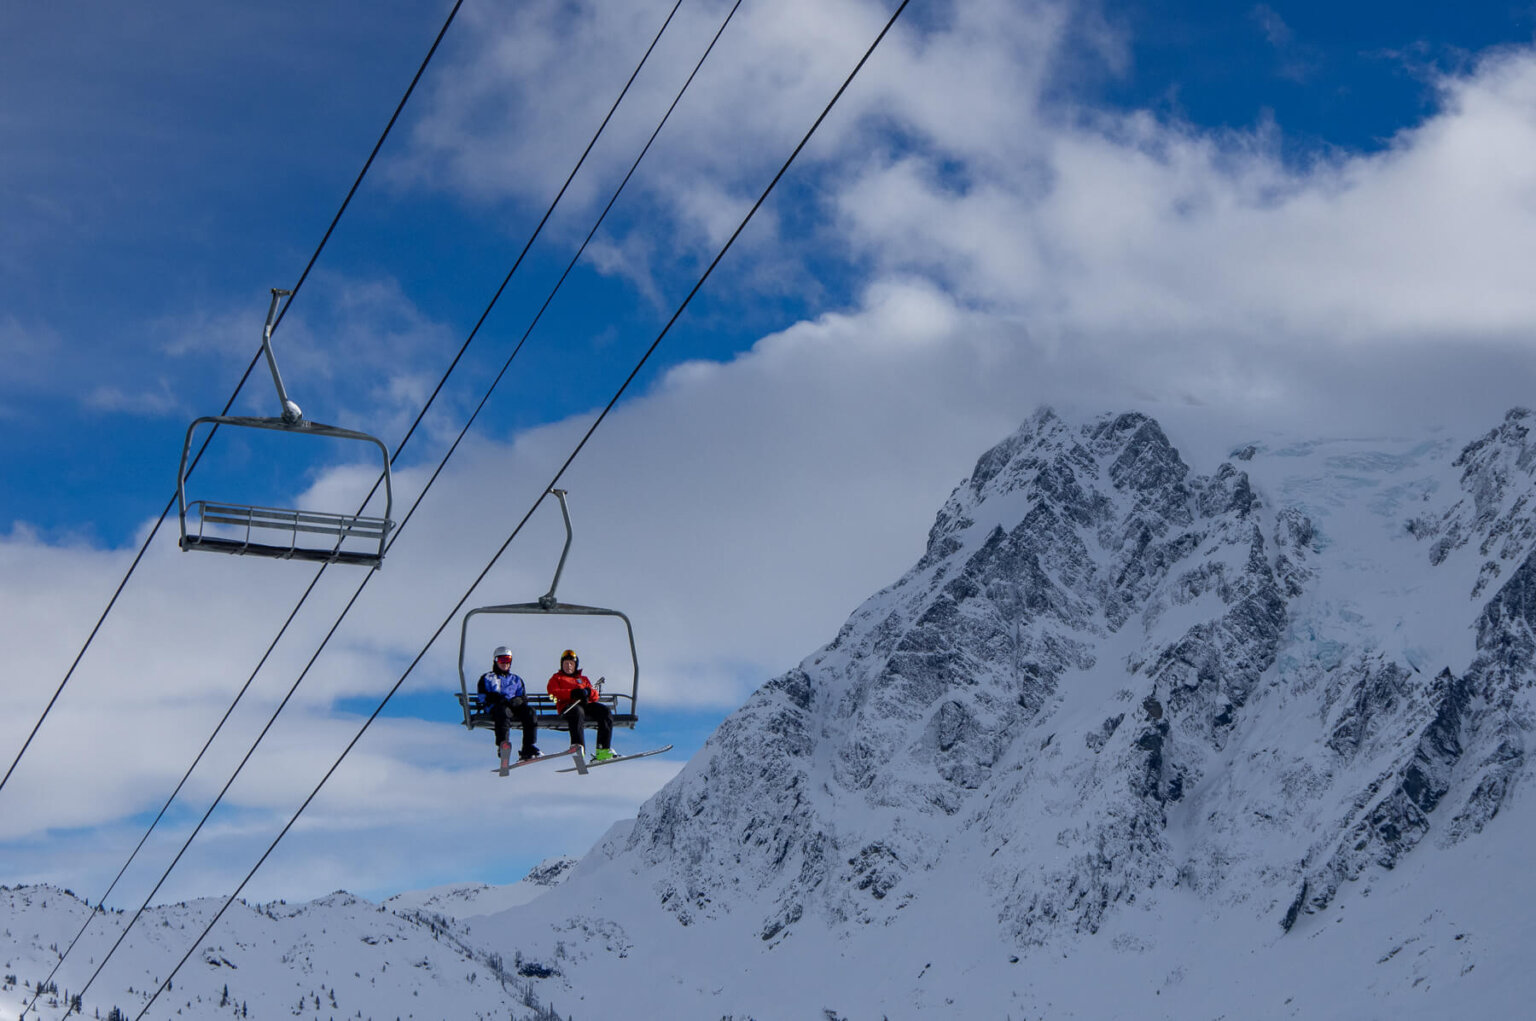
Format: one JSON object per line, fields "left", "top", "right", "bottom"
{"left": 547, "top": 670, "right": 598, "bottom": 714}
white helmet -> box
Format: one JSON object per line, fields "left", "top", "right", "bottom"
{"left": 492, "top": 646, "right": 513, "bottom": 665}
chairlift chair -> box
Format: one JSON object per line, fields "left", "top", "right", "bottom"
{"left": 456, "top": 489, "right": 640, "bottom": 734}
{"left": 177, "top": 289, "right": 394, "bottom": 568}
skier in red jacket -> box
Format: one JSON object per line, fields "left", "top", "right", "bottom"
{"left": 547, "top": 649, "right": 614, "bottom": 762}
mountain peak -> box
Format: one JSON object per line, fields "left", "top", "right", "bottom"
{"left": 526, "top": 407, "right": 1536, "bottom": 1016}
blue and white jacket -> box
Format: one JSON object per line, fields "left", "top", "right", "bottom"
{"left": 478, "top": 670, "right": 527, "bottom": 704}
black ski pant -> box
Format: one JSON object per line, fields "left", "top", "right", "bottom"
{"left": 489, "top": 699, "right": 538, "bottom": 755}
{"left": 561, "top": 700, "right": 612, "bottom": 751}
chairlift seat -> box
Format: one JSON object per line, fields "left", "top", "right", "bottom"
{"left": 456, "top": 691, "right": 638, "bottom": 732}
{"left": 182, "top": 500, "right": 393, "bottom": 567}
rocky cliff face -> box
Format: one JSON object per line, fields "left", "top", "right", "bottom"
{"left": 606, "top": 407, "right": 1535, "bottom": 957}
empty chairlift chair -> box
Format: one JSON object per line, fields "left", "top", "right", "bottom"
{"left": 177, "top": 289, "right": 394, "bottom": 568}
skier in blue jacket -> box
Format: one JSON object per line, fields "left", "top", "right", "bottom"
{"left": 479, "top": 646, "right": 538, "bottom": 768}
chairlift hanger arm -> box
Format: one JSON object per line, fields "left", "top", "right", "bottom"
{"left": 261, "top": 288, "right": 302, "bottom": 425}
{"left": 541, "top": 488, "right": 573, "bottom": 609}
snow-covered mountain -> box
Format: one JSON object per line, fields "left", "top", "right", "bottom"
{"left": 383, "top": 858, "right": 579, "bottom": 922}
{"left": 478, "top": 407, "right": 1536, "bottom": 1018}
{"left": 0, "top": 865, "right": 579, "bottom": 1021}
{"left": 8, "top": 407, "right": 1536, "bottom": 1019}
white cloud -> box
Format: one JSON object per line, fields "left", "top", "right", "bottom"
{"left": 394, "top": 0, "right": 973, "bottom": 269}
{"left": 81, "top": 378, "right": 184, "bottom": 417}
{"left": 839, "top": 37, "right": 1536, "bottom": 354}
{"left": 0, "top": 315, "right": 64, "bottom": 396}
{"left": 404, "top": 0, "right": 1536, "bottom": 361}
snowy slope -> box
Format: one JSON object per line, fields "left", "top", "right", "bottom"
{"left": 473, "top": 407, "right": 1536, "bottom": 1019}
{"left": 8, "top": 407, "right": 1536, "bottom": 1020}
{"left": 0, "top": 876, "right": 572, "bottom": 1021}
{"left": 384, "top": 858, "right": 578, "bottom": 921}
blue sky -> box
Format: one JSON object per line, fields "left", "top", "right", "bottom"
{"left": 5, "top": 0, "right": 1536, "bottom": 912}
{"left": 1092, "top": 2, "right": 1531, "bottom": 148}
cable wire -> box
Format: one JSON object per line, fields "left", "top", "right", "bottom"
{"left": 0, "top": 0, "right": 469, "bottom": 801}
{"left": 133, "top": 3, "right": 910, "bottom": 1016}
{"left": 40, "top": 0, "right": 701, "bottom": 1013}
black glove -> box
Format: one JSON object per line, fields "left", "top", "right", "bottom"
{"left": 510, "top": 694, "right": 526, "bottom": 709}
{"left": 570, "top": 687, "right": 588, "bottom": 704}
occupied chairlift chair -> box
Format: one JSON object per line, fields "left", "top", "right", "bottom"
{"left": 456, "top": 489, "right": 640, "bottom": 735}
{"left": 177, "top": 289, "right": 394, "bottom": 568}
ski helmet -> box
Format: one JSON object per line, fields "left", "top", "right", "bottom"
{"left": 560, "top": 648, "right": 579, "bottom": 671}
{"left": 493, "top": 645, "right": 514, "bottom": 667}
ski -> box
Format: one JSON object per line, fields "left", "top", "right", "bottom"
{"left": 492, "top": 746, "right": 587, "bottom": 776}
{"left": 556, "top": 745, "right": 673, "bottom": 773}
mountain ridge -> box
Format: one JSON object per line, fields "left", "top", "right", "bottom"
{"left": 511, "top": 405, "right": 1536, "bottom": 1016}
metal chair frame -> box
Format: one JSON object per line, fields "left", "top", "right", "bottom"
{"left": 177, "top": 289, "right": 394, "bottom": 568}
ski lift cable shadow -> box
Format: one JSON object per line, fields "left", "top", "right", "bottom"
{"left": 177, "top": 289, "right": 395, "bottom": 568}
{"left": 456, "top": 488, "right": 639, "bottom": 733}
